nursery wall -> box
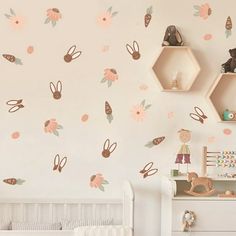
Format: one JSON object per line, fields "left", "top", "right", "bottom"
{"left": 0, "top": 0, "right": 236, "bottom": 235}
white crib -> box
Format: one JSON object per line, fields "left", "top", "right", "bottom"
{"left": 0, "top": 181, "right": 134, "bottom": 236}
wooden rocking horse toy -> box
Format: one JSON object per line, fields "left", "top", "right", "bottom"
{"left": 184, "top": 172, "right": 216, "bottom": 196}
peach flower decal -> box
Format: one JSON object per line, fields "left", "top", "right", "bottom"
{"left": 101, "top": 68, "right": 118, "bottom": 87}
{"left": 4, "top": 8, "right": 25, "bottom": 30}
{"left": 45, "top": 8, "right": 62, "bottom": 27}
{"left": 193, "top": 3, "right": 212, "bottom": 20}
{"left": 90, "top": 174, "right": 109, "bottom": 192}
{"left": 44, "top": 119, "right": 63, "bottom": 136}
{"left": 97, "top": 7, "right": 118, "bottom": 28}
{"left": 131, "top": 100, "right": 151, "bottom": 122}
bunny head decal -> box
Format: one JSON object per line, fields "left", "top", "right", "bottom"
{"left": 64, "top": 45, "right": 82, "bottom": 63}
{"left": 126, "top": 41, "right": 141, "bottom": 60}
{"left": 102, "top": 139, "right": 117, "bottom": 158}
{"left": 50, "top": 81, "right": 62, "bottom": 100}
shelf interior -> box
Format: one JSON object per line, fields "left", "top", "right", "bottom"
{"left": 209, "top": 73, "right": 236, "bottom": 121}
{"left": 152, "top": 47, "right": 200, "bottom": 91}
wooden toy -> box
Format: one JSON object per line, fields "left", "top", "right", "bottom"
{"left": 184, "top": 172, "right": 216, "bottom": 196}
{"left": 201, "top": 146, "right": 236, "bottom": 176}
{"left": 175, "top": 129, "right": 191, "bottom": 173}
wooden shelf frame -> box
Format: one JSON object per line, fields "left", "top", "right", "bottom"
{"left": 206, "top": 73, "right": 236, "bottom": 122}
{"left": 152, "top": 46, "right": 201, "bottom": 92}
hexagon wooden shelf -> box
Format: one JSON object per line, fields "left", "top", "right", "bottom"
{"left": 207, "top": 73, "right": 236, "bottom": 123}
{"left": 152, "top": 46, "right": 201, "bottom": 92}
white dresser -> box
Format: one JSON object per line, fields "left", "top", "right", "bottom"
{"left": 161, "top": 176, "right": 236, "bottom": 236}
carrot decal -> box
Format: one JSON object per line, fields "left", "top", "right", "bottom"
{"left": 225, "top": 16, "right": 232, "bottom": 38}
{"left": 2, "top": 54, "right": 23, "bottom": 65}
{"left": 145, "top": 136, "right": 165, "bottom": 148}
{"left": 105, "top": 101, "right": 113, "bottom": 123}
{"left": 144, "top": 6, "right": 153, "bottom": 27}
{"left": 3, "top": 178, "right": 25, "bottom": 185}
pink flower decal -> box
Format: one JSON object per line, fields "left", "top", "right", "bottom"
{"left": 193, "top": 3, "right": 212, "bottom": 20}
{"left": 11, "top": 131, "right": 20, "bottom": 139}
{"left": 90, "top": 174, "right": 109, "bottom": 192}
{"left": 223, "top": 128, "right": 232, "bottom": 135}
{"left": 45, "top": 8, "right": 62, "bottom": 27}
{"left": 203, "top": 34, "right": 212, "bottom": 40}
{"left": 101, "top": 68, "right": 118, "bottom": 87}
{"left": 4, "top": 8, "right": 25, "bottom": 30}
{"left": 44, "top": 119, "right": 63, "bottom": 136}
{"left": 131, "top": 100, "right": 151, "bottom": 122}
{"left": 97, "top": 7, "right": 118, "bottom": 28}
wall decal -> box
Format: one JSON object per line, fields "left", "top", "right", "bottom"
{"left": 145, "top": 136, "right": 165, "bottom": 148}
{"left": 6, "top": 99, "right": 24, "bottom": 113}
{"left": 50, "top": 81, "right": 62, "bottom": 100}
{"left": 11, "top": 131, "right": 20, "bottom": 139}
{"left": 126, "top": 41, "right": 141, "bottom": 60}
{"left": 3, "top": 178, "right": 25, "bottom": 185}
{"left": 144, "top": 6, "right": 153, "bottom": 28}
{"left": 101, "top": 68, "right": 118, "bottom": 87}
{"left": 90, "top": 173, "right": 109, "bottom": 192}
{"left": 102, "top": 138, "right": 117, "bottom": 158}
{"left": 223, "top": 128, "right": 232, "bottom": 135}
{"left": 193, "top": 3, "right": 212, "bottom": 20}
{"left": 45, "top": 8, "right": 62, "bottom": 27}
{"left": 105, "top": 101, "right": 113, "bottom": 123}
{"left": 168, "top": 112, "right": 175, "bottom": 119}
{"left": 53, "top": 154, "right": 67, "bottom": 172}
{"left": 81, "top": 114, "right": 89, "bottom": 122}
{"left": 139, "top": 84, "right": 148, "bottom": 91}
{"left": 175, "top": 129, "right": 191, "bottom": 172}
{"left": 140, "top": 162, "right": 158, "bottom": 178}
{"left": 2, "top": 54, "right": 23, "bottom": 65}
{"left": 4, "top": 8, "right": 25, "bottom": 30}
{"left": 131, "top": 100, "right": 151, "bottom": 122}
{"left": 27, "top": 46, "right": 34, "bottom": 54}
{"left": 207, "top": 136, "right": 216, "bottom": 143}
{"left": 64, "top": 45, "right": 82, "bottom": 63}
{"left": 225, "top": 16, "right": 232, "bottom": 38}
{"left": 101, "top": 45, "right": 110, "bottom": 52}
{"left": 44, "top": 119, "right": 63, "bottom": 136}
{"left": 189, "top": 106, "right": 207, "bottom": 124}
{"left": 203, "top": 34, "right": 212, "bottom": 40}
{"left": 97, "top": 7, "right": 118, "bottom": 28}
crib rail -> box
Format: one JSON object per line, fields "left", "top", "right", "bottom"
{"left": 0, "top": 181, "right": 134, "bottom": 231}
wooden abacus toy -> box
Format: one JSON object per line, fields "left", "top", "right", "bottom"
{"left": 201, "top": 146, "right": 236, "bottom": 177}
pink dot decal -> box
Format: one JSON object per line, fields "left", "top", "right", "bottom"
{"left": 223, "top": 128, "right": 232, "bottom": 135}
{"left": 81, "top": 114, "right": 89, "bottom": 122}
{"left": 11, "top": 131, "right": 20, "bottom": 139}
{"left": 203, "top": 34, "right": 212, "bottom": 40}
{"left": 27, "top": 46, "right": 34, "bottom": 54}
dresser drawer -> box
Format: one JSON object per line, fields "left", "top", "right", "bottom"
{"left": 172, "top": 200, "right": 236, "bottom": 232}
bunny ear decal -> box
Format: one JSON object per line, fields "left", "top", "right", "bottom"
{"left": 71, "top": 51, "right": 82, "bottom": 60}
{"left": 56, "top": 81, "right": 62, "bottom": 93}
{"left": 126, "top": 44, "right": 134, "bottom": 55}
{"left": 67, "top": 45, "right": 76, "bottom": 55}
{"left": 126, "top": 40, "right": 141, "bottom": 60}
{"left": 108, "top": 142, "right": 117, "bottom": 153}
{"left": 50, "top": 82, "right": 56, "bottom": 93}
{"left": 53, "top": 154, "right": 67, "bottom": 172}
{"left": 50, "top": 81, "right": 62, "bottom": 100}
{"left": 103, "top": 139, "right": 110, "bottom": 150}
{"left": 133, "top": 41, "right": 139, "bottom": 53}
{"left": 102, "top": 138, "right": 117, "bottom": 158}
{"left": 64, "top": 45, "right": 82, "bottom": 63}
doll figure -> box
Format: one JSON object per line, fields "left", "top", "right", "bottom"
{"left": 175, "top": 129, "right": 191, "bottom": 172}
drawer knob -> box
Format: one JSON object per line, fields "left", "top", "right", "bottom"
{"left": 182, "top": 210, "right": 196, "bottom": 232}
